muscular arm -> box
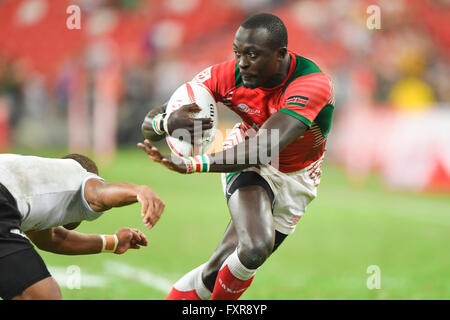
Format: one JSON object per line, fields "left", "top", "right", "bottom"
{"left": 25, "top": 227, "right": 148, "bottom": 255}
{"left": 138, "top": 111, "right": 308, "bottom": 173}
{"left": 26, "top": 227, "right": 102, "bottom": 255}
{"left": 84, "top": 179, "right": 165, "bottom": 229}
{"left": 84, "top": 180, "right": 143, "bottom": 212}
{"left": 207, "top": 111, "right": 308, "bottom": 172}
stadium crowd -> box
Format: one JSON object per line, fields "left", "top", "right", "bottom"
{"left": 0, "top": 0, "right": 448, "bottom": 189}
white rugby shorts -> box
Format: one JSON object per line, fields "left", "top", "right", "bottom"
{"left": 221, "top": 122, "right": 324, "bottom": 235}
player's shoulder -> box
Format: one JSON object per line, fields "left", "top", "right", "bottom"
{"left": 193, "top": 59, "right": 235, "bottom": 84}
{"left": 283, "top": 52, "right": 333, "bottom": 93}
{"left": 192, "top": 59, "right": 237, "bottom": 98}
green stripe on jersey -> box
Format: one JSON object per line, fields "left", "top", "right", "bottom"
{"left": 313, "top": 103, "right": 334, "bottom": 137}
{"left": 234, "top": 64, "right": 243, "bottom": 88}
{"left": 282, "top": 55, "right": 323, "bottom": 93}
{"left": 286, "top": 101, "right": 306, "bottom": 107}
{"left": 280, "top": 108, "right": 312, "bottom": 128}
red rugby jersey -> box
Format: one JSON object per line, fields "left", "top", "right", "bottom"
{"left": 192, "top": 51, "right": 335, "bottom": 173}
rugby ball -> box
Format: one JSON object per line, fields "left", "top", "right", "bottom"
{"left": 165, "top": 82, "right": 218, "bottom": 157}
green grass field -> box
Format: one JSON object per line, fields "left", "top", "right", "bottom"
{"left": 31, "top": 148, "right": 450, "bottom": 300}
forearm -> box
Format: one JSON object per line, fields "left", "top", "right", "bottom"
{"left": 206, "top": 116, "right": 307, "bottom": 173}
{"left": 91, "top": 182, "right": 143, "bottom": 212}
{"left": 207, "top": 135, "right": 273, "bottom": 172}
{"left": 142, "top": 103, "right": 168, "bottom": 142}
{"left": 28, "top": 227, "right": 103, "bottom": 255}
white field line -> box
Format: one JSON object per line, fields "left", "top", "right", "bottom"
{"left": 48, "top": 266, "right": 108, "bottom": 288}
{"left": 47, "top": 262, "right": 173, "bottom": 294}
{"left": 103, "top": 260, "right": 172, "bottom": 294}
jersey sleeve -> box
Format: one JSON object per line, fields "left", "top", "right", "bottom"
{"left": 280, "top": 73, "right": 333, "bottom": 128}
{"left": 80, "top": 174, "right": 106, "bottom": 217}
{"left": 192, "top": 59, "right": 236, "bottom": 102}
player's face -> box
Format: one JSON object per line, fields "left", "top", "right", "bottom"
{"left": 233, "top": 27, "right": 283, "bottom": 89}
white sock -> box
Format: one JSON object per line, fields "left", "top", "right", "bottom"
{"left": 173, "top": 263, "right": 212, "bottom": 300}
{"left": 221, "top": 249, "right": 257, "bottom": 280}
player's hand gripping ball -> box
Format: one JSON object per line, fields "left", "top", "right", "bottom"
{"left": 165, "top": 82, "right": 218, "bottom": 157}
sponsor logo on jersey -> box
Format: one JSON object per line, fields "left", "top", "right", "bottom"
{"left": 236, "top": 103, "right": 261, "bottom": 115}
{"left": 286, "top": 95, "right": 309, "bottom": 107}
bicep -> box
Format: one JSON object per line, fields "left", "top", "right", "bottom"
{"left": 260, "top": 110, "right": 309, "bottom": 152}
{"left": 84, "top": 180, "right": 139, "bottom": 212}
{"left": 83, "top": 178, "right": 108, "bottom": 212}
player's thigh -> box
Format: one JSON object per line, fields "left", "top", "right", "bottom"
{"left": 12, "top": 276, "right": 61, "bottom": 300}
{"left": 228, "top": 184, "right": 274, "bottom": 246}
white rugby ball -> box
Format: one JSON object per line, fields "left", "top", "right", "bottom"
{"left": 165, "top": 82, "right": 218, "bottom": 157}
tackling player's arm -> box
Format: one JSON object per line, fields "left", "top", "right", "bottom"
{"left": 84, "top": 179, "right": 165, "bottom": 229}
{"left": 25, "top": 227, "right": 148, "bottom": 255}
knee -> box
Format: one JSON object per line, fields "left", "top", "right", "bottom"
{"left": 238, "top": 233, "right": 275, "bottom": 269}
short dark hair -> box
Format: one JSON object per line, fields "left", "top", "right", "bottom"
{"left": 62, "top": 153, "right": 99, "bottom": 175}
{"left": 241, "top": 13, "right": 288, "bottom": 49}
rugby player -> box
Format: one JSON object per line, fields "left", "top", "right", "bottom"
{"left": 140, "top": 13, "right": 334, "bottom": 300}
{"left": 0, "top": 153, "right": 165, "bottom": 300}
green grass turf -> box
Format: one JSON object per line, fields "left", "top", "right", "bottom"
{"left": 25, "top": 148, "right": 450, "bottom": 299}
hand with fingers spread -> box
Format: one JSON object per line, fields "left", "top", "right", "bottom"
{"left": 136, "top": 185, "right": 165, "bottom": 229}
{"left": 114, "top": 227, "right": 148, "bottom": 254}
{"left": 137, "top": 139, "right": 190, "bottom": 174}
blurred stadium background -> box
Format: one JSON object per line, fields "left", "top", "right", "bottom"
{"left": 0, "top": 0, "right": 449, "bottom": 299}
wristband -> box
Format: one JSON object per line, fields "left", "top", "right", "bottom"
{"left": 100, "top": 234, "right": 119, "bottom": 253}
{"left": 152, "top": 113, "right": 167, "bottom": 135}
{"left": 184, "top": 155, "right": 210, "bottom": 174}
{"left": 162, "top": 114, "right": 170, "bottom": 133}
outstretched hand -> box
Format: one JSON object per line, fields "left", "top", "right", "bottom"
{"left": 136, "top": 185, "right": 165, "bottom": 229}
{"left": 137, "top": 140, "right": 188, "bottom": 174}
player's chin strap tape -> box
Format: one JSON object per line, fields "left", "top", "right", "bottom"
{"left": 225, "top": 171, "right": 275, "bottom": 210}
